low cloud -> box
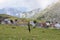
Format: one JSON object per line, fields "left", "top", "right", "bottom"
{"left": 0, "top": 0, "right": 59, "bottom": 11}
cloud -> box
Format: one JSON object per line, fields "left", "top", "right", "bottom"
{"left": 0, "top": 0, "right": 6, "bottom": 3}
{"left": 0, "top": 0, "right": 59, "bottom": 11}
{"left": 23, "top": 0, "right": 59, "bottom": 10}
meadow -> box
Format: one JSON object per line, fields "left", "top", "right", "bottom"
{"left": 0, "top": 24, "right": 60, "bottom": 40}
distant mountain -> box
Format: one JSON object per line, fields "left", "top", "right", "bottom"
{"left": 0, "top": 8, "right": 6, "bottom": 14}
{"left": 0, "top": 8, "right": 41, "bottom": 18}
{"left": 0, "top": 8, "right": 24, "bottom": 17}
{"left": 20, "top": 8, "right": 41, "bottom": 18}
{"left": 37, "top": 1, "right": 60, "bottom": 23}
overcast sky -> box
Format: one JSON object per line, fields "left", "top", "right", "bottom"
{"left": 0, "top": 0, "right": 59, "bottom": 11}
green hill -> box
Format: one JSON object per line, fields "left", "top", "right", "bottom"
{"left": 37, "top": 1, "right": 60, "bottom": 22}
{"left": 0, "top": 14, "right": 19, "bottom": 20}
{"left": 0, "top": 14, "right": 32, "bottom": 22}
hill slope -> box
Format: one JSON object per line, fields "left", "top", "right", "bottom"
{"left": 0, "top": 24, "right": 60, "bottom": 40}
{"left": 0, "top": 14, "right": 19, "bottom": 20}
{"left": 37, "top": 1, "right": 60, "bottom": 22}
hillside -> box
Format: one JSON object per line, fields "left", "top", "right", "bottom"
{"left": 0, "top": 14, "right": 33, "bottom": 22}
{"left": 37, "top": 1, "right": 60, "bottom": 22}
{"left": 0, "top": 14, "right": 19, "bottom": 20}
{"left": 32, "top": 1, "right": 59, "bottom": 19}
{"left": 0, "top": 24, "right": 60, "bottom": 40}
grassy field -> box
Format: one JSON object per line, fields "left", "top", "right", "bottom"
{"left": 0, "top": 24, "right": 60, "bottom": 40}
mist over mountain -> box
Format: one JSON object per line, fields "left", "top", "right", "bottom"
{"left": 0, "top": 7, "right": 41, "bottom": 18}
{"left": 37, "top": 1, "right": 60, "bottom": 22}
{"left": 0, "top": 0, "right": 59, "bottom": 18}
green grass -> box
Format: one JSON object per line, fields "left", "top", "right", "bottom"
{"left": 0, "top": 24, "right": 60, "bottom": 40}
{"left": 0, "top": 14, "right": 19, "bottom": 20}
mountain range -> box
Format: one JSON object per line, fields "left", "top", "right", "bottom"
{"left": 0, "top": 8, "right": 41, "bottom": 18}
{"left": 0, "top": 1, "right": 59, "bottom": 19}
